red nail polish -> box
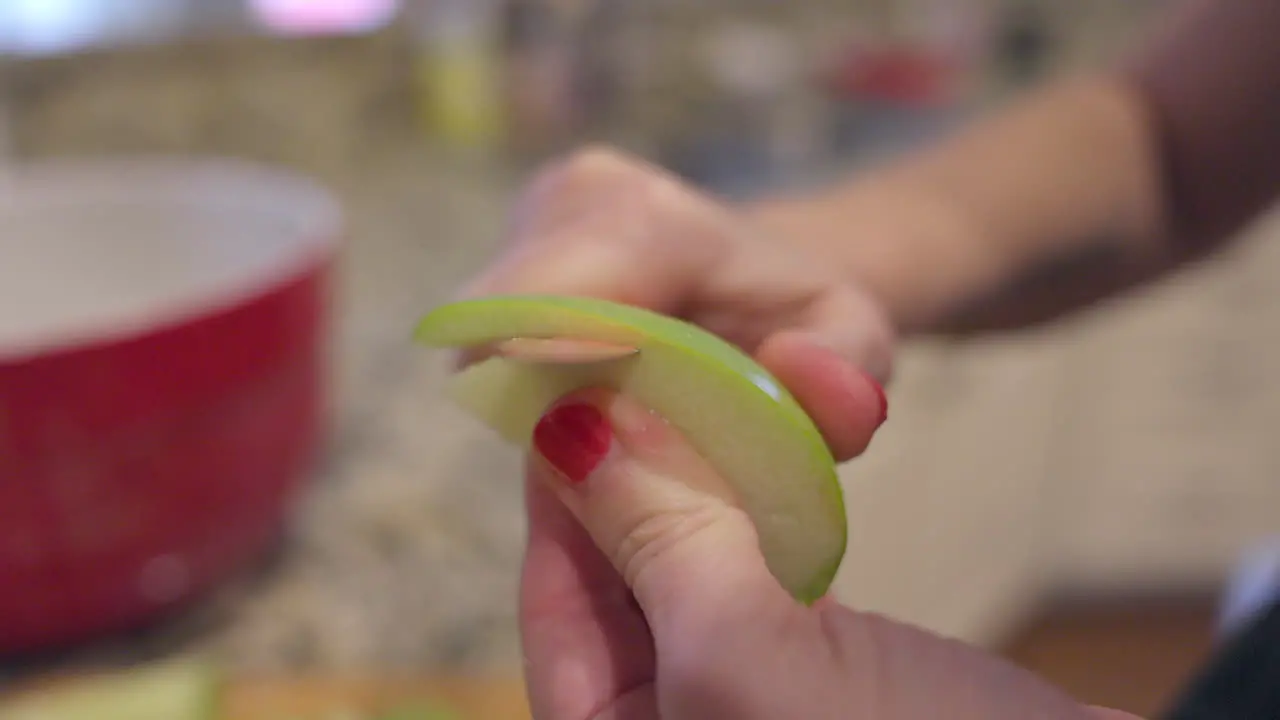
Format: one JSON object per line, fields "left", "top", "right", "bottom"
{"left": 533, "top": 402, "right": 612, "bottom": 483}
{"left": 865, "top": 374, "right": 888, "bottom": 426}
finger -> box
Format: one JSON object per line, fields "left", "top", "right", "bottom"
{"left": 526, "top": 389, "right": 800, "bottom": 644}
{"left": 687, "top": 234, "right": 896, "bottom": 457}
{"left": 459, "top": 148, "right": 731, "bottom": 311}
{"left": 756, "top": 331, "right": 888, "bottom": 461}
{"left": 460, "top": 146, "right": 896, "bottom": 463}
{"left": 798, "top": 286, "right": 896, "bottom": 385}
{"left": 748, "top": 283, "right": 893, "bottom": 460}
{"left": 528, "top": 391, "right": 863, "bottom": 719}
{"left": 519, "top": 474, "right": 655, "bottom": 720}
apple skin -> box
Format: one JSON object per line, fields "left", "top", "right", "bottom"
{"left": 415, "top": 294, "right": 846, "bottom": 604}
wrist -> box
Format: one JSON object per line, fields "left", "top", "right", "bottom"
{"left": 744, "top": 75, "right": 1168, "bottom": 336}
{"left": 742, "top": 177, "right": 1008, "bottom": 335}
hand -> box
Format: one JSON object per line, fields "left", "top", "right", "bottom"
{"left": 463, "top": 147, "right": 1135, "bottom": 719}
{"left": 462, "top": 148, "right": 893, "bottom": 462}
{"left": 520, "top": 389, "right": 1135, "bottom": 720}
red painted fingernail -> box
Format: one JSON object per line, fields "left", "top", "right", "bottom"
{"left": 864, "top": 373, "right": 888, "bottom": 426}
{"left": 533, "top": 402, "right": 612, "bottom": 484}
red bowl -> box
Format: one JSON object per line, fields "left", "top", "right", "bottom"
{"left": 0, "top": 158, "right": 341, "bottom": 653}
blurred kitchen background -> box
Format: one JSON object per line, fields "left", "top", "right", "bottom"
{"left": 3, "top": 0, "right": 1278, "bottom": 717}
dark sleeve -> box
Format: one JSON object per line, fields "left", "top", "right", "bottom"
{"left": 1129, "top": 0, "right": 1280, "bottom": 251}
{"left": 1163, "top": 598, "right": 1280, "bottom": 720}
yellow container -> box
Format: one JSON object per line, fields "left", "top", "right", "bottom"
{"left": 411, "top": 2, "right": 504, "bottom": 148}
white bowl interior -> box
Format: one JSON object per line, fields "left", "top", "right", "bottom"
{"left": 0, "top": 159, "right": 340, "bottom": 358}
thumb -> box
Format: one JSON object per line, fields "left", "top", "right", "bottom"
{"left": 527, "top": 388, "right": 800, "bottom": 639}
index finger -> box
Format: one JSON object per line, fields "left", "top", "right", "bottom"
{"left": 459, "top": 148, "right": 733, "bottom": 312}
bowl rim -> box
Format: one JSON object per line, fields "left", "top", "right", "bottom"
{"left": 0, "top": 156, "right": 342, "bottom": 364}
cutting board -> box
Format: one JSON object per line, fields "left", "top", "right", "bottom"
{"left": 223, "top": 676, "right": 531, "bottom": 719}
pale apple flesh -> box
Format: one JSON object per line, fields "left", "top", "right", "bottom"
{"left": 414, "top": 294, "right": 847, "bottom": 604}
{"left": 495, "top": 337, "right": 639, "bottom": 363}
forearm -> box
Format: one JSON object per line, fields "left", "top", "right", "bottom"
{"left": 748, "top": 0, "right": 1280, "bottom": 336}
{"left": 747, "top": 75, "right": 1168, "bottom": 334}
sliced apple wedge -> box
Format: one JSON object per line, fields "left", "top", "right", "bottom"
{"left": 414, "top": 294, "right": 846, "bottom": 603}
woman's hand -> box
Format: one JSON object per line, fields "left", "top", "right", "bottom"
{"left": 520, "top": 389, "right": 1132, "bottom": 719}
{"left": 463, "top": 147, "right": 1135, "bottom": 719}
{"left": 461, "top": 148, "right": 893, "bottom": 462}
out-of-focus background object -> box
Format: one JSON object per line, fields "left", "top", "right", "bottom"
{"left": 0, "top": 158, "right": 338, "bottom": 653}
{"left": 0, "top": 0, "right": 1275, "bottom": 717}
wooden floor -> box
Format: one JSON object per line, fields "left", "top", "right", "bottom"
{"left": 1000, "top": 596, "right": 1219, "bottom": 718}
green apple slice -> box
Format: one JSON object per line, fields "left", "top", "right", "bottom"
{"left": 414, "top": 294, "right": 846, "bottom": 603}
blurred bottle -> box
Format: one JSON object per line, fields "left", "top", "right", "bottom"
{"left": 994, "top": 0, "right": 1053, "bottom": 88}
{"left": 897, "top": 0, "right": 992, "bottom": 94}
{"left": 500, "top": 0, "right": 582, "bottom": 158}
{"left": 408, "top": 0, "right": 505, "bottom": 151}
{"left": 0, "top": 60, "right": 12, "bottom": 166}
{"left": 573, "top": 0, "right": 627, "bottom": 134}
{"left": 693, "top": 20, "right": 818, "bottom": 196}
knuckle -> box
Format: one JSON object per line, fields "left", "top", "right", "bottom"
{"left": 560, "top": 145, "right": 640, "bottom": 185}
{"left": 842, "top": 285, "right": 896, "bottom": 346}
{"left": 613, "top": 500, "right": 728, "bottom": 590}
{"left": 559, "top": 145, "right": 685, "bottom": 203}
{"left": 541, "top": 145, "right": 714, "bottom": 226}
{"left": 836, "top": 288, "right": 897, "bottom": 382}
{"left": 861, "top": 307, "right": 897, "bottom": 382}
{"left": 864, "top": 305, "right": 897, "bottom": 358}
{"left": 514, "top": 146, "right": 654, "bottom": 234}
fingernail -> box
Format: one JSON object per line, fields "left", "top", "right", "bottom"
{"left": 863, "top": 372, "right": 888, "bottom": 426}
{"left": 533, "top": 401, "right": 613, "bottom": 484}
